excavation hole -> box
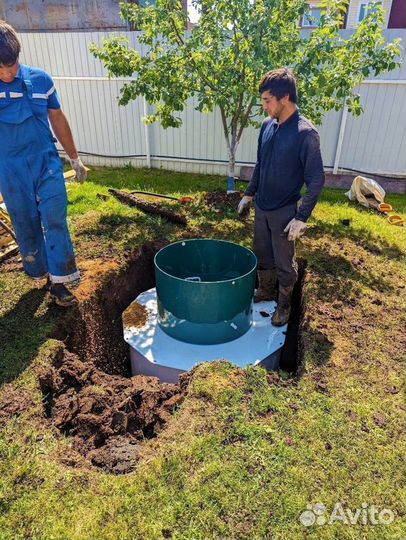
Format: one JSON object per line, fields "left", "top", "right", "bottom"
{"left": 40, "top": 245, "right": 307, "bottom": 473}
{"left": 279, "top": 258, "right": 307, "bottom": 375}
{"left": 40, "top": 243, "right": 189, "bottom": 474}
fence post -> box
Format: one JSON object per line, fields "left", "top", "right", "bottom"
{"left": 333, "top": 106, "right": 349, "bottom": 174}
{"left": 143, "top": 96, "right": 151, "bottom": 168}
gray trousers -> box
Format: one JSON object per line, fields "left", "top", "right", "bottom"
{"left": 254, "top": 202, "right": 298, "bottom": 289}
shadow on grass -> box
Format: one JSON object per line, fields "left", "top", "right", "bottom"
{"left": 0, "top": 288, "right": 61, "bottom": 384}
{"left": 74, "top": 212, "right": 181, "bottom": 251}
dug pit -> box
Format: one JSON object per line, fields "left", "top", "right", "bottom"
{"left": 39, "top": 242, "right": 306, "bottom": 474}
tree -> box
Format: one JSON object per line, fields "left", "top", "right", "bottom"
{"left": 90, "top": 0, "right": 401, "bottom": 191}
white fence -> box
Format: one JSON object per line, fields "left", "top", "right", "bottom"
{"left": 19, "top": 29, "right": 406, "bottom": 177}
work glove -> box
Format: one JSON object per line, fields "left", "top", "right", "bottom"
{"left": 237, "top": 195, "right": 253, "bottom": 215}
{"left": 70, "top": 157, "right": 87, "bottom": 183}
{"left": 284, "top": 218, "right": 307, "bottom": 241}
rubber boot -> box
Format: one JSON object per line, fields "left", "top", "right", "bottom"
{"left": 49, "top": 283, "right": 78, "bottom": 307}
{"left": 271, "top": 285, "right": 294, "bottom": 326}
{"left": 254, "top": 269, "right": 278, "bottom": 303}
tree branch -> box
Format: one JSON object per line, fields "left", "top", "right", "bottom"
{"left": 168, "top": 15, "right": 218, "bottom": 92}
{"left": 220, "top": 105, "right": 231, "bottom": 153}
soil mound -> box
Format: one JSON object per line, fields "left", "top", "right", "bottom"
{"left": 204, "top": 191, "right": 243, "bottom": 211}
{"left": 39, "top": 349, "right": 188, "bottom": 473}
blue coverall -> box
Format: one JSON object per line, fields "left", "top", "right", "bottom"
{"left": 0, "top": 64, "right": 79, "bottom": 284}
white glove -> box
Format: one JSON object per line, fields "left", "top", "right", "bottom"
{"left": 237, "top": 195, "right": 253, "bottom": 215}
{"left": 284, "top": 218, "right": 307, "bottom": 241}
{"left": 70, "top": 157, "right": 87, "bottom": 183}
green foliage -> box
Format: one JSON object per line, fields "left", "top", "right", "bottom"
{"left": 90, "top": 0, "right": 401, "bottom": 167}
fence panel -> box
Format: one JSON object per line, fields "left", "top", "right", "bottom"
{"left": 19, "top": 29, "right": 405, "bottom": 177}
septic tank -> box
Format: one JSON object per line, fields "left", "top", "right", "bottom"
{"left": 154, "top": 239, "right": 257, "bottom": 345}
{"left": 123, "top": 239, "right": 288, "bottom": 383}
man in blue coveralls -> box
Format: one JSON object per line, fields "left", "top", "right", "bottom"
{"left": 238, "top": 68, "right": 324, "bottom": 326}
{"left": 0, "top": 21, "right": 87, "bottom": 306}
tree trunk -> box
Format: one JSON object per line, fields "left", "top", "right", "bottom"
{"left": 227, "top": 130, "right": 240, "bottom": 193}
{"left": 227, "top": 147, "right": 236, "bottom": 193}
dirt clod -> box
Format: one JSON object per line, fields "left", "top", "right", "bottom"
{"left": 373, "top": 412, "right": 387, "bottom": 428}
{"left": 39, "top": 349, "right": 188, "bottom": 473}
{"left": 204, "top": 191, "right": 243, "bottom": 213}
{"left": 0, "top": 384, "right": 34, "bottom": 427}
{"left": 122, "top": 302, "right": 148, "bottom": 329}
{"left": 37, "top": 244, "right": 190, "bottom": 474}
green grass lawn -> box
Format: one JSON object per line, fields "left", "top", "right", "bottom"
{"left": 0, "top": 167, "right": 405, "bottom": 540}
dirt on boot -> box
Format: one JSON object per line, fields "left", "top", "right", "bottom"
{"left": 272, "top": 286, "right": 294, "bottom": 326}
{"left": 254, "top": 269, "right": 278, "bottom": 303}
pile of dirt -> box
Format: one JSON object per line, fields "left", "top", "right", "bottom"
{"left": 39, "top": 348, "right": 189, "bottom": 474}
{"left": 122, "top": 302, "right": 148, "bottom": 329}
{"left": 37, "top": 243, "right": 192, "bottom": 474}
{"left": 204, "top": 191, "right": 243, "bottom": 212}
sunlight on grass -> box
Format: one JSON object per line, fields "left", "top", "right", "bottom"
{"left": 1, "top": 168, "right": 405, "bottom": 540}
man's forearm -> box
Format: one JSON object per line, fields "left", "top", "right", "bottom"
{"left": 48, "top": 109, "right": 78, "bottom": 160}
{"left": 297, "top": 131, "right": 325, "bottom": 222}
{"left": 296, "top": 176, "right": 325, "bottom": 222}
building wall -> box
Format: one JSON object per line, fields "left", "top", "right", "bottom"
{"left": 302, "top": 0, "right": 396, "bottom": 28}
{"left": 346, "top": 0, "right": 393, "bottom": 28}
{"left": 0, "top": 0, "right": 128, "bottom": 31}
{"left": 388, "top": 0, "right": 406, "bottom": 28}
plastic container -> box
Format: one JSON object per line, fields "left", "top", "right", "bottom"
{"left": 154, "top": 239, "right": 257, "bottom": 344}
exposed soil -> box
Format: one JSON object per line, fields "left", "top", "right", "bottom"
{"left": 204, "top": 191, "right": 243, "bottom": 212}
{"left": 75, "top": 258, "right": 120, "bottom": 303}
{"left": 3, "top": 240, "right": 305, "bottom": 473}
{"left": 39, "top": 242, "right": 192, "bottom": 473}
{"left": 38, "top": 346, "right": 188, "bottom": 474}
{"left": 122, "top": 302, "right": 148, "bottom": 329}
{"left": 60, "top": 243, "right": 162, "bottom": 376}
{"left": 0, "top": 383, "right": 35, "bottom": 427}
{"left": 45, "top": 242, "right": 304, "bottom": 471}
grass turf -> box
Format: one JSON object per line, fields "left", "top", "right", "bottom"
{"left": 0, "top": 166, "right": 405, "bottom": 540}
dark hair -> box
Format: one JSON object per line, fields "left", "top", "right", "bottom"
{"left": 259, "top": 68, "right": 297, "bottom": 103}
{"left": 0, "top": 20, "right": 21, "bottom": 66}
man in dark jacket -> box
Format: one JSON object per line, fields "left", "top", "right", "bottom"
{"left": 238, "top": 68, "right": 324, "bottom": 326}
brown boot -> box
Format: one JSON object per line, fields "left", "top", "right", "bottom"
{"left": 271, "top": 285, "right": 294, "bottom": 326}
{"left": 254, "top": 269, "right": 278, "bottom": 303}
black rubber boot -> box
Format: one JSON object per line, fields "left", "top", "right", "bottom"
{"left": 254, "top": 269, "right": 278, "bottom": 303}
{"left": 271, "top": 285, "right": 294, "bottom": 326}
{"left": 49, "top": 283, "right": 78, "bottom": 307}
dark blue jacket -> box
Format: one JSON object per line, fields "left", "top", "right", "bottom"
{"left": 245, "top": 111, "right": 325, "bottom": 222}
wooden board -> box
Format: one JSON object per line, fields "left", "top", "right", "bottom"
{"left": 63, "top": 166, "right": 90, "bottom": 181}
